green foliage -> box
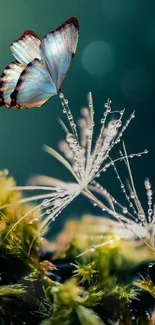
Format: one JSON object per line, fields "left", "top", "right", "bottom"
{"left": 55, "top": 216, "right": 155, "bottom": 264}
{"left": 0, "top": 174, "right": 154, "bottom": 324}
{"left": 41, "top": 216, "right": 154, "bottom": 324}
{"left": 0, "top": 284, "right": 26, "bottom": 298}
{"left": 0, "top": 284, "right": 26, "bottom": 315}
{"left": 135, "top": 276, "right": 155, "bottom": 297}
{"left": 76, "top": 305, "right": 105, "bottom": 325}
{"left": 41, "top": 279, "right": 105, "bottom": 325}
{"left": 72, "top": 261, "right": 98, "bottom": 284}
{"left": 0, "top": 171, "right": 42, "bottom": 270}
{"left": 0, "top": 172, "right": 52, "bottom": 321}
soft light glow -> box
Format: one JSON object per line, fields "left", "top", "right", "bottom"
{"left": 81, "top": 41, "right": 115, "bottom": 77}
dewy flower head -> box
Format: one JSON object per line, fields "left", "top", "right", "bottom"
{"left": 78, "top": 143, "right": 155, "bottom": 257}
{"left": 4, "top": 92, "right": 147, "bottom": 238}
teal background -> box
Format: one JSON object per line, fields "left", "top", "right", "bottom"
{"left": 0, "top": 0, "right": 155, "bottom": 231}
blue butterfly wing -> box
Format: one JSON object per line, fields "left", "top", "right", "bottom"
{"left": 40, "top": 17, "right": 79, "bottom": 91}
{"left": 10, "top": 30, "right": 41, "bottom": 65}
{"left": 0, "top": 61, "right": 25, "bottom": 107}
{"left": 11, "top": 59, "right": 57, "bottom": 109}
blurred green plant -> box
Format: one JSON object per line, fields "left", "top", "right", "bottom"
{"left": 0, "top": 172, "right": 154, "bottom": 325}
{"left": 0, "top": 170, "right": 41, "bottom": 268}
{"left": 39, "top": 215, "right": 155, "bottom": 325}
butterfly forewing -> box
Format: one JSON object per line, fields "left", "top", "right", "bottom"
{"left": 10, "top": 30, "right": 41, "bottom": 65}
{"left": 40, "top": 17, "right": 79, "bottom": 92}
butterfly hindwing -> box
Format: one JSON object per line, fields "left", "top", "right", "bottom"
{"left": 40, "top": 17, "right": 79, "bottom": 91}
{"left": 10, "top": 30, "right": 41, "bottom": 65}
{"left": 11, "top": 58, "right": 57, "bottom": 108}
{"left": 0, "top": 61, "right": 25, "bottom": 107}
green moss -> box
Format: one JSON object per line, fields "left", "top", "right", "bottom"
{"left": 0, "top": 173, "right": 154, "bottom": 324}
{"left": 0, "top": 171, "right": 42, "bottom": 271}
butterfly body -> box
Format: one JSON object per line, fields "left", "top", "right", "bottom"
{"left": 0, "top": 17, "right": 79, "bottom": 109}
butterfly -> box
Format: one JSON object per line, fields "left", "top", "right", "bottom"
{"left": 0, "top": 17, "right": 79, "bottom": 109}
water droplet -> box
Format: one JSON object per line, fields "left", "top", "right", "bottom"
{"left": 43, "top": 199, "right": 50, "bottom": 207}
{"left": 64, "top": 99, "right": 68, "bottom": 105}
{"left": 147, "top": 189, "right": 153, "bottom": 196}
{"left": 130, "top": 192, "right": 135, "bottom": 199}
{"left": 28, "top": 220, "right": 33, "bottom": 224}
{"left": 90, "top": 246, "right": 96, "bottom": 252}
{"left": 54, "top": 199, "right": 62, "bottom": 208}
{"left": 145, "top": 179, "right": 151, "bottom": 189}
{"left": 46, "top": 209, "right": 51, "bottom": 214}
{"left": 138, "top": 210, "right": 144, "bottom": 218}
{"left": 66, "top": 133, "right": 75, "bottom": 143}
{"left": 115, "top": 120, "right": 122, "bottom": 128}
{"left": 144, "top": 149, "right": 148, "bottom": 154}
{"left": 123, "top": 207, "right": 128, "bottom": 214}
{"left": 59, "top": 93, "right": 64, "bottom": 99}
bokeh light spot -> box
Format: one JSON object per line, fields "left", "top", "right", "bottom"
{"left": 121, "top": 68, "right": 154, "bottom": 102}
{"left": 81, "top": 41, "right": 115, "bottom": 77}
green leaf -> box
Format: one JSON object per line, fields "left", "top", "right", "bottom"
{"left": 0, "top": 284, "right": 26, "bottom": 297}
{"left": 24, "top": 271, "right": 40, "bottom": 282}
{"left": 76, "top": 305, "right": 105, "bottom": 325}
{"left": 135, "top": 277, "right": 155, "bottom": 297}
